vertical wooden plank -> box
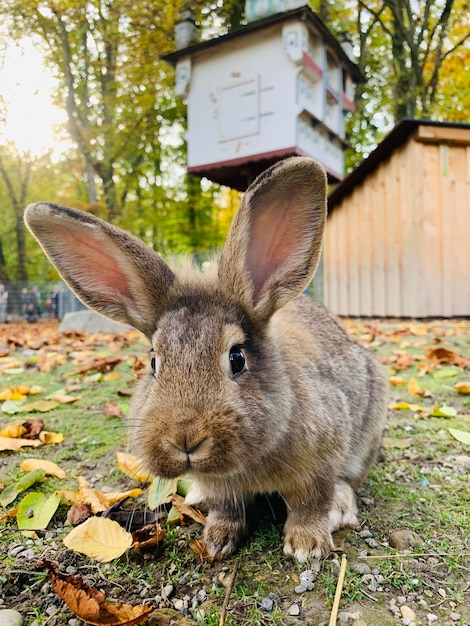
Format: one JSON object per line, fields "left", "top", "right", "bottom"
{"left": 383, "top": 151, "right": 403, "bottom": 317}
{"left": 336, "top": 201, "right": 348, "bottom": 315}
{"left": 440, "top": 144, "right": 454, "bottom": 317}
{"left": 357, "top": 183, "right": 372, "bottom": 316}
{"left": 399, "top": 141, "right": 420, "bottom": 317}
{"left": 348, "top": 193, "right": 361, "bottom": 316}
{"left": 325, "top": 209, "right": 339, "bottom": 314}
{"left": 447, "top": 145, "right": 469, "bottom": 316}
{"left": 419, "top": 142, "right": 442, "bottom": 316}
{"left": 370, "top": 166, "right": 387, "bottom": 316}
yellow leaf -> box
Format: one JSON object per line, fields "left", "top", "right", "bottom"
{"left": 63, "top": 516, "right": 133, "bottom": 563}
{"left": 17, "top": 399, "right": 59, "bottom": 413}
{"left": 39, "top": 431, "right": 64, "bottom": 444}
{"left": 408, "top": 377, "right": 422, "bottom": 396}
{"left": 57, "top": 490, "right": 82, "bottom": 505}
{"left": 116, "top": 452, "right": 153, "bottom": 482}
{"left": 100, "top": 488, "right": 143, "bottom": 506}
{"left": 50, "top": 394, "right": 81, "bottom": 404}
{"left": 77, "top": 476, "right": 107, "bottom": 513}
{"left": 20, "top": 459, "right": 66, "bottom": 479}
{"left": 389, "top": 402, "right": 425, "bottom": 412}
{"left": 454, "top": 382, "right": 470, "bottom": 394}
{"left": 103, "top": 372, "right": 120, "bottom": 381}
{"left": 0, "top": 423, "right": 27, "bottom": 438}
{"left": 0, "top": 436, "right": 42, "bottom": 451}
{"left": 390, "top": 376, "right": 407, "bottom": 387}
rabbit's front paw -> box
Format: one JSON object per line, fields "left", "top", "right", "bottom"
{"left": 203, "top": 511, "right": 247, "bottom": 560}
{"left": 283, "top": 519, "right": 334, "bottom": 562}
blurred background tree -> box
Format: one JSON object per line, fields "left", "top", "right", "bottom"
{"left": 0, "top": 0, "right": 468, "bottom": 282}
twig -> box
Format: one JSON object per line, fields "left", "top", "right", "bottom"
{"left": 358, "top": 552, "right": 470, "bottom": 560}
{"left": 329, "top": 554, "right": 347, "bottom": 626}
{"left": 219, "top": 558, "right": 240, "bottom": 626}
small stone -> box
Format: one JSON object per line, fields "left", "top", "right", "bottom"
{"left": 173, "top": 599, "right": 184, "bottom": 611}
{"left": 288, "top": 604, "right": 300, "bottom": 616}
{"left": 400, "top": 606, "right": 416, "bottom": 622}
{"left": 438, "top": 588, "right": 446, "bottom": 598}
{"left": 365, "top": 538, "right": 379, "bottom": 549}
{"left": 450, "top": 613, "right": 461, "bottom": 622}
{"left": 268, "top": 592, "right": 280, "bottom": 604}
{"left": 162, "top": 584, "right": 174, "bottom": 599}
{"left": 389, "top": 529, "right": 418, "bottom": 550}
{"left": 261, "top": 598, "right": 274, "bottom": 612}
{"left": 427, "top": 615, "right": 438, "bottom": 623}
{"left": 0, "top": 609, "right": 23, "bottom": 626}
{"left": 359, "top": 530, "right": 372, "bottom": 539}
{"left": 397, "top": 596, "right": 407, "bottom": 604}
{"left": 68, "top": 621, "right": 81, "bottom": 626}
{"left": 352, "top": 563, "right": 371, "bottom": 575}
{"left": 197, "top": 589, "right": 207, "bottom": 602}
{"left": 294, "top": 584, "right": 307, "bottom": 594}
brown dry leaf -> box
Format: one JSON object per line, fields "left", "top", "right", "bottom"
{"left": 116, "top": 452, "right": 153, "bottom": 483}
{"left": 425, "top": 346, "right": 468, "bottom": 367}
{"left": 171, "top": 494, "right": 206, "bottom": 525}
{"left": 39, "top": 559, "right": 154, "bottom": 625}
{"left": 389, "top": 402, "right": 426, "bottom": 412}
{"left": 103, "top": 373, "right": 120, "bottom": 381}
{"left": 66, "top": 355, "right": 123, "bottom": 377}
{"left": 63, "top": 516, "right": 133, "bottom": 563}
{"left": 39, "top": 431, "right": 64, "bottom": 444}
{"left": 189, "top": 539, "right": 213, "bottom": 562}
{"left": 0, "top": 436, "right": 43, "bottom": 451}
{"left": 131, "top": 522, "right": 166, "bottom": 550}
{"left": 66, "top": 503, "right": 93, "bottom": 526}
{"left": 0, "top": 506, "right": 19, "bottom": 521}
{"left": 20, "top": 458, "right": 66, "bottom": 479}
{"left": 103, "top": 402, "right": 122, "bottom": 418}
{"left": 454, "top": 382, "right": 470, "bottom": 394}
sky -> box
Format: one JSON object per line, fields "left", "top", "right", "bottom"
{"left": 0, "top": 37, "right": 71, "bottom": 157}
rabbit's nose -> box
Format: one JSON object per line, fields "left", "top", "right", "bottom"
{"left": 166, "top": 434, "right": 207, "bottom": 456}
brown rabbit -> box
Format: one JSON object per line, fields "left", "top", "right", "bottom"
{"left": 24, "top": 157, "right": 387, "bottom": 561}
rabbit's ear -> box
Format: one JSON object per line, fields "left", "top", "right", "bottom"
{"left": 219, "top": 157, "right": 327, "bottom": 321}
{"left": 24, "top": 203, "right": 175, "bottom": 336}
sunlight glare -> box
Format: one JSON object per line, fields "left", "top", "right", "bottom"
{"left": 0, "top": 37, "right": 72, "bottom": 158}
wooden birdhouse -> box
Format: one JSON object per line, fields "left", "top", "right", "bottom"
{"left": 163, "top": 3, "right": 362, "bottom": 190}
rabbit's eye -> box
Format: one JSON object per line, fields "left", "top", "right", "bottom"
{"left": 229, "top": 346, "right": 246, "bottom": 376}
{"left": 150, "top": 356, "right": 157, "bottom": 372}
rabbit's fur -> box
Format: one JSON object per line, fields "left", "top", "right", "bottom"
{"left": 24, "top": 157, "right": 388, "bottom": 561}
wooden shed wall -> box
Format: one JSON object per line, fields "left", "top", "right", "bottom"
{"left": 323, "top": 127, "right": 470, "bottom": 317}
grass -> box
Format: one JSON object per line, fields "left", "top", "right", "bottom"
{"left": 1, "top": 318, "right": 470, "bottom": 624}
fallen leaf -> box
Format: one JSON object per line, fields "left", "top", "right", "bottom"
{"left": 0, "top": 436, "right": 42, "bottom": 452}
{"left": 0, "top": 469, "right": 46, "bottom": 507}
{"left": 39, "top": 559, "right": 155, "bottom": 625}
{"left": 116, "top": 452, "right": 153, "bottom": 483}
{"left": 407, "top": 377, "right": 432, "bottom": 398}
{"left": 0, "top": 423, "right": 27, "bottom": 438}
{"left": 101, "top": 488, "right": 144, "bottom": 506}
{"left": 50, "top": 393, "right": 81, "bottom": 404}
{"left": 103, "top": 402, "right": 122, "bottom": 418}
{"left": 454, "top": 382, "right": 470, "bottom": 394}
{"left": 389, "top": 402, "right": 425, "bottom": 412}
{"left": 17, "top": 492, "right": 61, "bottom": 529}
{"left": 429, "top": 404, "right": 457, "bottom": 418}
{"left": 38, "top": 431, "right": 64, "bottom": 444}
{"left": 77, "top": 476, "right": 108, "bottom": 513}
{"left": 170, "top": 494, "right": 206, "bottom": 525}
{"left": 131, "top": 522, "right": 166, "bottom": 550}
{"left": 63, "top": 516, "right": 133, "bottom": 562}
{"left": 448, "top": 428, "right": 470, "bottom": 446}
{"left": 425, "top": 347, "right": 468, "bottom": 367}
{"left": 389, "top": 376, "right": 407, "bottom": 387}
{"left": 20, "top": 458, "right": 66, "bottom": 479}
{"left": 17, "top": 399, "right": 59, "bottom": 413}
{"left": 189, "top": 538, "right": 213, "bottom": 562}
{"left": 147, "top": 477, "right": 178, "bottom": 510}
{"left": 66, "top": 502, "right": 92, "bottom": 526}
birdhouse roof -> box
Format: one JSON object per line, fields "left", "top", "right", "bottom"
{"left": 163, "top": 6, "right": 363, "bottom": 83}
